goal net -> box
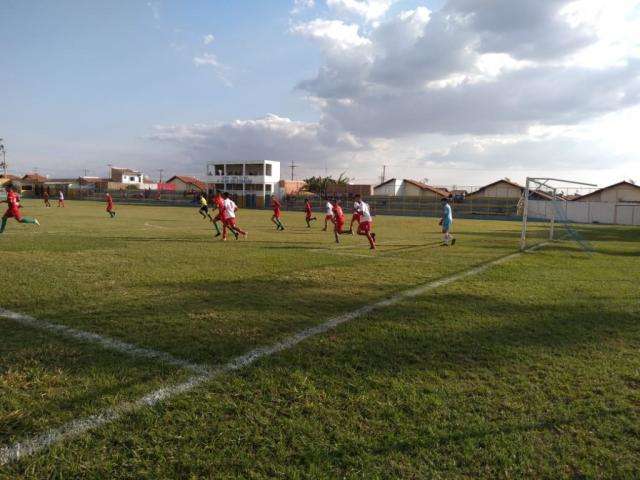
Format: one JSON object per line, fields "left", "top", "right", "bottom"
{"left": 519, "top": 177, "right": 597, "bottom": 252}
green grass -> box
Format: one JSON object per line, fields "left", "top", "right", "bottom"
{"left": 1, "top": 199, "right": 639, "bottom": 479}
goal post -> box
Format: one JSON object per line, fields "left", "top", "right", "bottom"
{"left": 520, "top": 177, "right": 597, "bottom": 251}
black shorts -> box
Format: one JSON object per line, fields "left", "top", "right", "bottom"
{"left": 199, "top": 205, "right": 209, "bottom": 214}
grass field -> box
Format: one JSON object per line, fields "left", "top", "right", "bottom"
{"left": 1, "top": 199, "right": 639, "bottom": 479}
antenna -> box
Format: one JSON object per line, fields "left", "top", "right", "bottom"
{"left": 0, "top": 139, "right": 7, "bottom": 176}
{"left": 289, "top": 160, "right": 299, "bottom": 181}
{"left": 380, "top": 165, "right": 387, "bottom": 184}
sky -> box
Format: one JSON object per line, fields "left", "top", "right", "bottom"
{"left": 1, "top": 0, "right": 639, "bottom": 189}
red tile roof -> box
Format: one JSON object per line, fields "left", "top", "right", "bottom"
{"left": 166, "top": 175, "right": 207, "bottom": 191}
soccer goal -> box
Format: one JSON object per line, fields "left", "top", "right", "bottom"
{"left": 519, "top": 177, "right": 597, "bottom": 251}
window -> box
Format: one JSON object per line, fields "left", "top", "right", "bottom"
{"left": 265, "top": 164, "right": 272, "bottom": 176}
{"left": 130, "top": 176, "right": 136, "bottom": 181}
{"left": 265, "top": 184, "right": 272, "bottom": 192}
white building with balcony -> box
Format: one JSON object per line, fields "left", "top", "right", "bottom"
{"left": 206, "top": 160, "right": 281, "bottom": 199}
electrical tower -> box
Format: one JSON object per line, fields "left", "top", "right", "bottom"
{"left": 289, "top": 160, "right": 299, "bottom": 181}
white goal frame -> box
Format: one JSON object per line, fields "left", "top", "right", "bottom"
{"left": 520, "top": 177, "right": 597, "bottom": 251}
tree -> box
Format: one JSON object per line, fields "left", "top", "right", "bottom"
{"left": 303, "top": 173, "right": 352, "bottom": 195}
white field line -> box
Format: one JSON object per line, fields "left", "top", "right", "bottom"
{"left": 0, "top": 309, "right": 208, "bottom": 375}
{"left": 0, "top": 243, "right": 547, "bottom": 466}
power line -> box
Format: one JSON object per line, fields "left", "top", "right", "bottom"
{"left": 289, "top": 160, "right": 299, "bottom": 181}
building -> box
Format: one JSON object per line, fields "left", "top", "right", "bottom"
{"left": 402, "top": 179, "right": 449, "bottom": 199}
{"left": 20, "top": 173, "right": 47, "bottom": 195}
{"left": 373, "top": 179, "right": 448, "bottom": 199}
{"left": 165, "top": 175, "right": 207, "bottom": 192}
{"left": 572, "top": 181, "right": 640, "bottom": 203}
{"left": 466, "top": 179, "right": 555, "bottom": 201}
{"left": 278, "top": 180, "right": 306, "bottom": 196}
{"left": 325, "top": 183, "right": 374, "bottom": 197}
{"left": 110, "top": 167, "right": 144, "bottom": 185}
{"left": 466, "top": 179, "right": 524, "bottom": 199}
{"left": 206, "top": 160, "right": 280, "bottom": 198}
{"left": 374, "top": 178, "right": 403, "bottom": 196}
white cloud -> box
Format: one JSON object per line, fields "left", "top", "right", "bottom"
{"left": 193, "top": 53, "right": 221, "bottom": 67}
{"left": 192, "top": 53, "right": 233, "bottom": 86}
{"left": 291, "top": 0, "right": 316, "bottom": 15}
{"left": 326, "top": 0, "right": 395, "bottom": 23}
{"left": 291, "top": 19, "right": 371, "bottom": 49}
{"left": 152, "top": 0, "right": 640, "bottom": 186}
{"left": 203, "top": 34, "right": 215, "bottom": 45}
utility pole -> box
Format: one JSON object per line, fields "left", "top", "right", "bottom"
{"left": 380, "top": 165, "right": 387, "bottom": 184}
{"left": 158, "top": 168, "right": 164, "bottom": 184}
{"left": 289, "top": 160, "right": 299, "bottom": 181}
{"left": 0, "top": 139, "right": 7, "bottom": 176}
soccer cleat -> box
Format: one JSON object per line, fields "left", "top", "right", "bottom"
{"left": 34, "top": 219, "right": 40, "bottom": 226}
{"left": 451, "top": 238, "right": 456, "bottom": 246}
{"left": 215, "top": 232, "right": 221, "bottom": 237}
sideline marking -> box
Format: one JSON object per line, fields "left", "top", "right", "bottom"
{"left": 0, "top": 309, "right": 208, "bottom": 375}
{"left": 0, "top": 243, "right": 547, "bottom": 466}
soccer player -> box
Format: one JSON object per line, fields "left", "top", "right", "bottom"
{"left": 332, "top": 200, "right": 350, "bottom": 244}
{"left": 271, "top": 196, "right": 285, "bottom": 231}
{"left": 304, "top": 198, "right": 317, "bottom": 228}
{"left": 43, "top": 191, "right": 51, "bottom": 208}
{"left": 222, "top": 192, "right": 247, "bottom": 241}
{"left": 106, "top": 192, "right": 116, "bottom": 218}
{"left": 439, "top": 197, "right": 456, "bottom": 246}
{"left": 198, "top": 193, "right": 213, "bottom": 221}
{"left": 58, "top": 190, "right": 65, "bottom": 207}
{"left": 353, "top": 194, "right": 376, "bottom": 250}
{"left": 350, "top": 196, "right": 363, "bottom": 234}
{"left": 322, "top": 199, "right": 334, "bottom": 231}
{"left": 1, "top": 184, "right": 39, "bottom": 234}
{"left": 212, "top": 191, "right": 236, "bottom": 239}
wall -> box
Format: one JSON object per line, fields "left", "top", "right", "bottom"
{"left": 528, "top": 200, "right": 640, "bottom": 226}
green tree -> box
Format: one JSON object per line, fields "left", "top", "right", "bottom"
{"left": 303, "top": 173, "right": 351, "bottom": 195}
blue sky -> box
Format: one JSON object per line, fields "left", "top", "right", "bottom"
{"left": 1, "top": 0, "right": 638, "bottom": 186}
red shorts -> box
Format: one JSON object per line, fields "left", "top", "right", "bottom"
{"left": 325, "top": 214, "right": 333, "bottom": 221}
{"left": 214, "top": 213, "right": 225, "bottom": 222}
{"left": 3, "top": 207, "right": 22, "bottom": 221}
{"left": 224, "top": 218, "right": 237, "bottom": 227}
{"left": 335, "top": 219, "right": 345, "bottom": 231}
{"left": 273, "top": 208, "right": 281, "bottom": 218}
{"left": 107, "top": 204, "right": 114, "bottom": 212}
{"left": 358, "top": 221, "right": 372, "bottom": 234}
{"left": 352, "top": 213, "right": 361, "bottom": 222}
{"left": 305, "top": 211, "right": 312, "bottom": 220}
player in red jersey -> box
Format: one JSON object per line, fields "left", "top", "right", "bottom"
{"left": 353, "top": 194, "right": 376, "bottom": 250}
{"left": 221, "top": 192, "right": 247, "bottom": 241}
{"left": 332, "top": 200, "right": 350, "bottom": 244}
{"left": 304, "top": 198, "right": 317, "bottom": 228}
{"left": 271, "top": 196, "right": 285, "bottom": 231}
{"left": 212, "top": 191, "right": 236, "bottom": 238}
{"left": 1, "top": 184, "right": 39, "bottom": 234}
{"left": 105, "top": 192, "right": 116, "bottom": 218}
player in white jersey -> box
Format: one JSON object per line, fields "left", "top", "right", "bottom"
{"left": 353, "top": 194, "right": 376, "bottom": 249}
{"left": 221, "top": 192, "right": 247, "bottom": 241}
{"left": 322, "top": 199, "right": 334, "bottom": 231}
{"left": 350, "top": 198, "right": 362, "bottom": 234}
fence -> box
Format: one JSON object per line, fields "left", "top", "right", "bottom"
{"left": 275, "top": 196, "right": 521, "bottom": 219}
{"left": 528, "top": 200, "right": 640, "bottom": 226}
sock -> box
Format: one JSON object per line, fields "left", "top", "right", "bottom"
{"left": 0, "top": 218, "right": 6, "bottom": 233}
{"left": 21, "top": 217, "right": 38, "bottom": 225}
{"left": 213, "top": 221, "right": 221, "bottom": 234}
